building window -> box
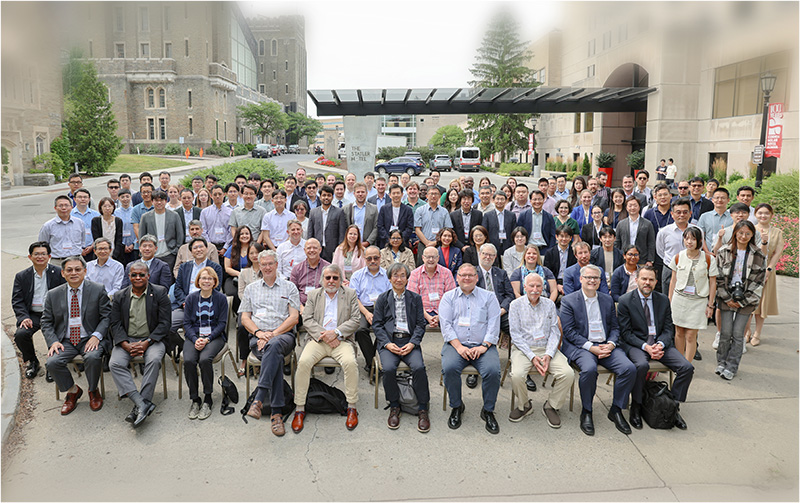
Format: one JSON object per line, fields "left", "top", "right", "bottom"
{"left": 188, "top": 90, "right": 192, "bottom": 108}
{"left": 574, "top": 113, "right": 581, "bottom": 133}
{"left": 260, "top": 63, "right": 264, "bottom": 73}
{"left": 184, "top": 39, "right": 189, "bottom": 57}
{"left": 163, "top": 6, "right": 170, "bottom": 31}
{"left": 115, "top": 7, "right": 124, "bottom": 31}
{"left": 285, "top": 60, "right": 288, "bottom": 71}
{"left": 271, "top": 39, "right": 277, "bottom": 56}
{"left": 35, "top": 133, "right": 46, "bottom": 157}
{"left": 146, "top": 88, "right": 154, "bottom": 108}
{"left": 223, "top": 93, "right": 227, "bottom": 113}
{"left": 587, "top": 65, "right": 595, "bottom": 78}
{"left": 206, "top": 41, "right": 209, "bottom": 59}
{"left": 285, "top": 84, "right": 289, "bottom": 94}
{"left": 115, "top": 43, "right": 125, "bottom": 58}
{"left": 588, "top": 39, "right": 595, "bottom": 57}
{"left": 140, "top": 43, "right": 150, "bottom": 58}
{"left": 539, "top": 67, "right": 546, "bottom": 84}
{"left": 158, "top": 88, "right": 165, "bottom": 108}
{"left": 164, "top": 42, "right": 172, "bottom": 58}
{"left": 618, "top": 24, "right": 628, "bottom": 42}
{"left": 88, "top": 40, "right": 93, "bottom": 58}
{"left": 224, "top": 121, "right": 227, "bottom": 141}
{"left": 602, "top": 31, "right": 611, "bottom": 50}
{"left": 584, "top": 112, "right": 594, "bottom": 132}
{"left": 713, "top": 51, "right": 789, "bottom": 119}
{"left": 259, "top": 84, "right": 265, "bottom": 94}
{"left": 259, "top": 40, "right": 265, "bottom": 56}
{"left": 148, "top": 118, "right": 155, "bottom": 139}
{"left": 140, "top": 7, "right": 149, "bottom": 31}
{"left": 272, "top": 70, "right": 276, "bottom": 81}
{"left": 216, "top": 120, "right": 219, "bottom": 140}
{"left": 188, "top": 117, "right": 193, "bottom": 135}
{"left": 159, "top": 118, "right": 166, "bottom": 140}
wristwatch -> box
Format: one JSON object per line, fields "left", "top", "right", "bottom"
{"left": 481, "top": 342, "right": 491, "bottom": 349}
{"left": 335, "top": 329, "right": 343, "bottom": 340}
{"left": 767, "top": 267, "right": 773, "bottom": 272}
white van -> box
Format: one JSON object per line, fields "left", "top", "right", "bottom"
{"left": 454, "top": 147, "right": 481, "bottom": 172}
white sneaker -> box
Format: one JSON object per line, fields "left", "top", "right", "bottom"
{"left": 712, "top": 332, "right": 720, "bottom": 350}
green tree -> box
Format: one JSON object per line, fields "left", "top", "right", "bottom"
{"left": 467, "top": 10, "right": 537, "bottom": 163}
{"left": 63, "top": 63, "right": 123, "bottom": 175}
{"left": 237, "top": 101, "right": 288, "bottom": 143}
{"left": 285, "top": 111, "right": 323, "bottom": 145}
{"left": 62, "top": 47, "right": 91, "bottom": 99}
{"left": 429, "top": 125, "right": 466, "bottom": 150}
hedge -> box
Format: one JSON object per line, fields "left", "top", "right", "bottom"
{"left": 180, "top": 159, "right": 286, "bottom": 188}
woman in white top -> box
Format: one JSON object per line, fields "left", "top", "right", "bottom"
{"left": 292, "top": 200, "right": 310, "bottom": 239}
{"left": 167, "top": 184, "right": 183, "bottom": 211}
{"left": 502, "top": 226, "right": 529, "bottom": 277}
{"left": 668, "top": 226, "right": 717, "bottom": 362}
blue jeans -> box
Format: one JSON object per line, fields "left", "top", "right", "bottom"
{"left": 441, "top": 343, "right": 500, "bottom": 412}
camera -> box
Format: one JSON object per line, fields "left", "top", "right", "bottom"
{"left": 730, "top": 281, "right": 746, "bottom": 304}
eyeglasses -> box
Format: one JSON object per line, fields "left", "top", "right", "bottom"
{"left": 323, "top": 275, "right": 340, "bottom": 280}
{"left": 582, "top": 276, "right": 600, "bottom": 281}
{"left": 690, "top": 183, "right": 703, "bottom": 188}
{"left": 678, "top": 186, "right": 689, "bottom": 190}
{"left": 130, "top": 273, "right": 147, "bottom": 278}
{"left": 365, "top": 256, "right": 380, "bottom": 261}
{"left": 626, "top": 253, "right": 640, "bottom": 257}
{"left": 390, "top": 236, "right": 402, "bottom": 240}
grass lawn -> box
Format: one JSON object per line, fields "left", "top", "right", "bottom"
{"left": 109, "top": 154, "right": 191, "bottom": 173}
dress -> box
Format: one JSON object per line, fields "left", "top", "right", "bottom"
{"left": 669, "top": 251, "right": 711, "bottom": 330}
{"left": 754, "top": 226, "right": 783, "bottom": 317}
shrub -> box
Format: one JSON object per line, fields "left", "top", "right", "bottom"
{"left": 50, "top": 135, "right": 73, "bottom": 172}
{"left": 144, "top": 144, "right": 162, "bottom": 155}
{"left": 378, "top": 146, "right": 406, "bottom": 160}
{"left": 582, "top": 153, "right": 591, "bottom": 176}
{"left": 545, "top": 160, "right": 567, "bottom": 172}
{"left": 711, "top": 157, "right": 727, "bottom": 184}
{"left": 180, "top": 159, "right": 285, "bottom": 188}
{"left": 566, "top": 170, "right": 579, "bottom": 181}
{"left": 596, "top": 151, "right": 616, "bottom": 168}
{"left": 32, "top": 152, "right": 67, "bottom": 180}
{"left": 728, "top": 173, "right": 744, "bottom": 184}
{"left": 626, "top": 149, "right": 645, "bottom": 173}
{"left": 234, "top": 143, "right": 249, "bottom": 156}
{"left": 754, "top": 171, "right": 799, "bottom": 216}
{"left": 498, "top": 163, "right": 531, "bottom": 177}
{"left": 163, "top": 143, "right": 182, "bottom": 155}
{"left": 697, "top": 172, "right": 709, "bottom": 183}
{"left": 773, "top": 215, "right": 798, "bottom": 277}
{"left": 188, "top": 146, "right": 200, "bottom": 156}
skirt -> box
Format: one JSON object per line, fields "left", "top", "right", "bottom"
{"left": 672, "top": 292, "right": 708, "bottom": 330}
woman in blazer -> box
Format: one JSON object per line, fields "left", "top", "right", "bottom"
{"left": 436, "top": 228, "right": 462, "bottom": 279}
{"left": 380, "top": 229, "right": 416, "bottom": 271}
{"left": 182, "top": 266, "right": 229, "bottom": 420}
{"left": 92, "top": 197, "right": 124, "bottom": 262}
{"left": 580, "top": 204, "right": 606, "bottom": 250}
{"left": 610, "top": 245, "right": 641, "bottom": 302}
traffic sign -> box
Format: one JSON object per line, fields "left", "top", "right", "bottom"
{"left": 753, "top": 145, "right": 764, "bottom": 165}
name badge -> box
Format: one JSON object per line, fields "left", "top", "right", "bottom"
{"left": 305, "top": 286, "right": 315, "bottom": 294}
{"left": 499, "top": 231, "right": 507, "bottom": 240}
{"left": 690, "top": 218, "right": 698, "bottom": 225}
{"left": 458, "top": 316, "right": 471, "bottom": 327}
{"left": 532, "top": 231, "right": 543, "bottom": 241}
{"left": 214, "top": 227, "right": 225, "bottom": 237}
{"left": 69, "top": 316, "right": 82, "bottom": 329}
{"left": 606, "top": 272, "right": 611, "bottom": 283}
{"left": 369, "top": 293, "right": 379, "bottom": 303}
{"left": 396, "top": 321, "right": 409, "bottom": 332}
{"left": 683, "top": 285, "right": 696, "bottom": 295}
{"left": 85, "top": 228, "right": 91, "bottom": 235}
{"left": 390, "top": 225, "right": 398, "bottom": 232}
{"left": 592, "top": 244, "right": 601, "bottom": 250}
{"left": 255, "top": 308, "right": 267, "bottom": 319}
{"left": 344, "top": 265, "right": 353, "bottom": 273}
{"left": 199, "top": 326, "right": 211, "bottom": 337}
{"left": 158, "top": 233, "right": 165, "bottom": 242}
{"left": 589, "top": 321, "right": 604, "bottom": 340}
{"left": 532, "top": 330, "right": 546, "bottom": 343}
{"left": 32, "top": 297, "right": 43, "bottom": 308}
{"left": 123, "top": 230, "right": 131, "bottom": 237}
{"left": 648, "top": 325, "right": 657, "bottom": 336}
{"left": 428, "top": 292, "right": 440, "bottom": 301}
{"left": 323, "top": 317, "right": 336, "bottom": 331}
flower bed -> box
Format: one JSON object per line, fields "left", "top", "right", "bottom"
{"left": 773, "top": 214, "right": 798, "bottom": 277}
{"left": 314, "top": 156, "right": 338, "bottom": 167}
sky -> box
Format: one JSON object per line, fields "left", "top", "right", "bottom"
{"left": 240, "top": 0, "right": 562, "bottom": 118}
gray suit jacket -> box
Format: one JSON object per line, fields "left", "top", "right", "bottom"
{"left": 307, "top": 205, "right": 347, "bottom": 261}
{"left": 40, "top": 280, "right": 111, "bottom": 348}
{"left": 614, "top": 217, "right": 656, "bottom": 264}
{"left": 139, "top": 209, "right": 183, "bottom": 255}
{"left": 302, "top": 286, "right": 362, "bottom": 349}
{"left": 343, "top": 202, "right": 378, "bottom": 245}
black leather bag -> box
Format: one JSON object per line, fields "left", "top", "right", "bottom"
{"left": 305, "top": 377, "right": 347, "bottom": 415}
{"left": 240, "top": 379, "right": 295, "bottom": 422}
{"left": 218, "top": 375, "right": 238, "bottom": 415}
{"left": 641, "top": 381, "right": 677, "bottom": 429}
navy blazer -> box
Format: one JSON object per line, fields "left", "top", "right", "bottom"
{"left": 183, "top": 289, "right": 229, "bottom": 342}
{"left": 544, "top": 245, "right": 577, "bottom": 281}
{"left": 562, "top": 262, "right": 610, "bottom": 296}
{"left": 516, "top": 208, "right": 556, "bottom": 252}
{"left": 376, "top": 203, "right": 414, "bottom": 248}
{"left": 617, "top": 289, "right": 675, "bottom": 352}
{"left": 110, "top": 283, "right": 171, "bottom": 345}
{"left": 590, "top": 246, "right": 624, "bottom": 274}
{"left": 12, "top": 264, "right": 65, "bottom": 325}
{"left": 122, "top": 258, "right": 173, "bottom": 290}
{"left": 610, "top": 265, "right": 638, "bottom": 302}
{"left": 560, "top": 290, "right": 620, "bottom": 361}
{"left": 449, "top": 208, "right": 483, "bottom": 249}
{"left": 438, "top": 246, "right": 463, "bottom": 279}
{"left": 372, "top": 288, "right": 427, "bottom": 348}
{"left": 172, "top": 260, "right": 223, "bottom": 309}
{"left": 482, "top": 209, "right": 517, "bottom": 255}
{"left": 476, "top": 266, "right": 514, "bottom": 311}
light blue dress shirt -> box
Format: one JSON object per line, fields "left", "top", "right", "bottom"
{"left": 439, "top": 286, "right": 500, "bottom": 346}
{"left": 348, "top": 267, "right": 391, "bottom": 307}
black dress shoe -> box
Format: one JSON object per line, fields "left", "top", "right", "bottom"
{"left": 694, "top": 348, "right": 702, "bottom": 361}
{"left": 283, "top": 364, "right": 292, "bottom": 376}
{"left": 580, "top": 411, "right": 595, "bottom": 436}
{"left": 25, "top": 360, "right": 40, "bottom": 380}
{"left": 674, "top": 410, "right": 687, "bottom": 430}
{"left": 133, "top": 401, "right": 156, "bottom": 427}
{"left": 324, "top": 366, "right": 335, "bottom": 375}
{"left": 448, "top": 404, "right": 465, "bottom": 430}
{"left": 45, "top": 370, "right": 54, "bottom": 383}
{"left": 480, "top": 409, "right": 499, "bottom": 434}
{"left": 526, "top": 375, "right": 537, "bottom": 392}
{"left": 125, "top": 406, "right": 139, "bottom": 423}
{"left": 466, "top": 374, "right": 478, "bottom": 389}
{"left": 608, "top": 410, "right": 632, "bottom": 435}
{"left": 629, "top": 403, "right": 643, "bottom": 430}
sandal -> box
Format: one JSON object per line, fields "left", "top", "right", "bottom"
{"left": 750, "top": 332, "right": 761, "bottom": 346}
{"left": 271, "top": 414, "right": 285, "bottom": 436}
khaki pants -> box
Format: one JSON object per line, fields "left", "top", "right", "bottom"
{"left": 294, "top": 339, "right": 359, "bottom": 407}
{"left": 509, "top": 345, "right": 574, "bottom": 411}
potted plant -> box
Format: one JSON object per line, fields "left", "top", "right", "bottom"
{"left": 595, "top": 151, "right": 616, "bottom": 182}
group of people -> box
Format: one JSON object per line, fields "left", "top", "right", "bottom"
{"left": 14, "top": 164, "right": 780, "bottom": 436}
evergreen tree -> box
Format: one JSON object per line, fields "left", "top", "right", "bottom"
{"left": 64, "top": 63, "right": 123, "bottom": 175}
{"left": 467, "top": 10, "right": 537, "bottom": 163}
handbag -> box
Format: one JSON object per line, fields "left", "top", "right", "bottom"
{"left": 218, "top": 375, "right": 239, "bottom": 415}
{"left": 396, "top": 371, "right": 419, "bottom": 416}
{"left": 641, "top": 380, "right": 677, "bottom": 429}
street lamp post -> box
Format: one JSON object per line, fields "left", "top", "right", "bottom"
{"left": 756, "top": 72, "right": 777, "bottom": 188}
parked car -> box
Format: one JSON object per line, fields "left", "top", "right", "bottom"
{"left": 252, "top": 144, "right": 272, "bottom": 158}
{"left": 374, "top": 157, "right": 424, "bottom": 176}
{"left": 429, "top": 154, "right": 452, "bottom": 172}
{"left": 454, "top": 146, "right": 481, "bottom": 172}
{"left": 279, "top": 145, "right": 287, "bottom": 154}
{"left": 288, "top": 144, "right": 300, "bottom": 154}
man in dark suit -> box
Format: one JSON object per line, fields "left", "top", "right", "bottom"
{"left": 588, "top": 177, "right": 609, "bottom": 212}
{"left": 563, "top": 241, "right": 610, "bottom": 296}
{"left": 544, "top": 226, "right": 577, "bottom": 295}
{"left": 307, "top": 185, "right": 347, "bottom": 262}
{"left": 617, "top": 266, "right": 693, "bottom": 430}
{"left": 41, "top": 256, "right": 111, "bottom": 415}
{"left": 688, "top": 176, "right": 714, "bottom": 224}
{"left": 614, "top": 197, "right": 656, "bottom": 265}
{"left": 560, "top": 264, "right": 636, "bottom": 436}
{"left": 377, "top": 184, "right": 414, "bottom": 248}
{"left": 170, "top": 237, "right": 224, "bottom": 335}
{"left": 475, "top": 244, "right": 514, "bottom": 335}
{"left": 176, "top": 188, "right": 203, "bottom": 243}
{"left": 109, "top": 261, "right": 172, "bottom": 427}
{"left": 450, "top": 190, "right": 482, "bottom": 251}
{"left": 12, "top": 241, "right": 66, "bottom": 380}
{"left": 516, "top": 190, "right": 556, "bottom": 252}
{"left": 343, "top": 182, "right": 378, "bottom": 246}
{"left": 482, "top": 191, "right": 517, "bottom": 256}
{"left": 121, "top": 235, "right": 172, "bottom": 289}
{"left": 372, "top": 262, "right": 431, "bottom": 432}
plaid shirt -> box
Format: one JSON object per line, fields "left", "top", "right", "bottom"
{"left": 508, "top": 295, "right": 560, "bottom": 360}
{"left": 394, "top": 290, "right": 409, "bottom": 335}
{"left": 238, "top": 276, "right": 300, "bottom": 332}
{"left": 408, "top": 264, "right": 456, "bottom": 313}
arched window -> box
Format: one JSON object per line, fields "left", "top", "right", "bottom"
{"left": 158, "top": 88, "right": 165, "bottom": 108}
{"left": 35, "top": 134, "right": 46, "bottom": 157}
{"left": 147, "top": 87, "right": 154, "bottom": 108}
{"left": 259, "top": 40, "right": 265, "bottom": 56}
{"left": 271, "top": 39, "right": 277, "bottom": 56}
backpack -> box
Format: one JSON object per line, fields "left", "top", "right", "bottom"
{"left": 305, "top": 377, "right": 348, "bottom": 415}
{"left": 396, "top": 371, "right": 419, "bottom": 415}
{"left": 641, "top": 380, "right": 677, "bottom": 429}
{"left": 241, "top": 379, "right": 295, "bottom": 423}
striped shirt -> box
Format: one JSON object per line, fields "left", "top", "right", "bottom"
{"left": 408, "top": 264, "right": 456, "bottom": 313}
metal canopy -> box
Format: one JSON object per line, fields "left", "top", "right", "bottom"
{"left": 308, "top": 87, "right": 657, "bottom": 116}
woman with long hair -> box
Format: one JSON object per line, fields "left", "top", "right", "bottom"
{"left": 234, "top": 243, "right": 264, "bottom": 376}
{"left": 479, "top": 176, "right": 492, "bottom": 188}
{"left": 380, "top": 229, "right": 416, "bottom": 271}
{"left": 714, "top": 220, "right": 766, "bottom": 380}
{"left": 436, "top": 227, "right": 463, "bottom": 279}
{"left": 610, "top": 244, "right": 641, "bottom": 302}
{"left": 462, "top": 225, "right": 498, "bottom": 267}
{"left": 580, "top": 204, "right": 606, "bottom": 249}
{"left": 443, "top": 188, "right": 461, "bottom": 213}
{"left": 553, "top": 199, "right": 581, "bottom": 242}
{"left": 604, "top": 188, "right": 627, "bottom": 229}
{"left": 510, "top": 244, "right": 557, "bottom": 302}
{"left": 195, "top": 188, "right": 212, "bottom": 209}
{"left": 568, "top": 176, "right": 586, "bottom": 208}
{"left": 332, "top": 224, "right": 366, "bottom": 284}
{"left": 167, "top": 184, "right": 182, "bottom": 211}
{"left": 749, "top": 203, "right": 784, "bottom": 346}
{"left": 224, "top": 225, "right": 252, "bottom": 314}
{"left": 91, "top": 196, "right": 124, "bottom": 262}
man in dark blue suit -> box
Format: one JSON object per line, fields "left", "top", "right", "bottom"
{"left": 560, "top": 264, "right": 636, "bottom": 436}
{"left": 122, "top": 235, "right": 172, "bottom": 289}
{"left": 482, "top": 191, "right": 517, "bottom": 256}
{"left": 450, "top": 190, "right": 482, "bottom": 251}
{"left": 372, "top": 262, "right": 431, "bottom": 432}
{"left": 376, "top": 184, "right": 414, "bottom": 248}
{"left": 516, "top": 190, "right": 556, "bottom": 253}
{"left": 170, "top": 237, "right": 224, "bottom": 334}
{"left": 563, "top": 241, "right": 609, "bottom": 295}
{"left": 617, "top": 266, "right": 693, "bottom": 430}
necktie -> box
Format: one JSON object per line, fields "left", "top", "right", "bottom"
{"left": 338, "top": 200, "right": 343, "bottom": 208}
{"left": 485, "top": 271, "right": 493, "bottom": 292}
{"left": 69, "top": 288, "right": 81, "bottom": 345}
{"left": 643, "top": 297, "right": 654, "bottom": 345}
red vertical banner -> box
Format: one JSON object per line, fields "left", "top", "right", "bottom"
{"left": 766, "top": 102, "right": 784, "bottom": 158}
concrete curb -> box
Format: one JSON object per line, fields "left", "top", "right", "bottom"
{"left": 296, "top": 160, "right": 348, "bottom": 173}
{"left": 1, "top": 330, "right": 21, "bottom": 447}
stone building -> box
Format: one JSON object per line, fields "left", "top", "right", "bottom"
{"left": 525, "top": 2, "right": 797, "bottom": 185}
{"left": 1, "top": 2, "right": 64, "bottom": 186}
